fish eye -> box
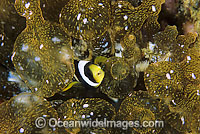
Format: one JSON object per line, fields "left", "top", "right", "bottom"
{"left": 97, "top": 71, "right": 101, "bottom": 75}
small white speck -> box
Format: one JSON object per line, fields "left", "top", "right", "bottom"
{"left": 19, "top": 128, "right": 24, "bottom": 133}
{"left": 58, "top": 82, "right": 62, "bottom": 85}
{"left": 123, "top": 15, "right": 128, "bottom": 20}
{"left": 118, "top": 4, "right": 122, "bottom": 8}
{"left": 11, "top": 52, "right": 16, "bottom": 61}
{"left": 22, "top": 44, "right": 29, "bottom": 52}
{"left": 19, "top": 66, "right": 24, "bottom": 70}
{"left": 187, "top": 56, "right": 191, "bottom": 63}
{"left": 43, "top": 115, "right": 47, "bottom": 117}
{"left": 52, "top": 37, "right": 61, "bottom": 43}
{"left": 99, "top": 14, "right": 102, "bottom": 16}
{"left": 82, "top": 115, "right": 85, "bottom": 118}
{"left": 110, "top": 97, "right": 118, "bottom": 103}
{"left": 43, "top": 4, "right": 45, "bottom": 7}
{"left": 181, "top": 116, "right": 185, "bottom": 125}
{"left": 52, "top": 128, "right": 56, "bottom": 131}
{"left": 11, "top": 26, "right": 15, "bottom": 29}
{"left": 166, "top": 73, "right": 171, "bottom": 79}
{"left": 125, "top": 26, "right": 128, "bottom": 30}
{"left": 25, "top": 2, "right": 30, "bottom": 8}
{"left": 77, "top": 13, "right": 81, "bottom": 20}
{"left": 181, "top": 45, "right": 184, "bottom": 48}
{"left": 149, "top": 42, "right": 156, "bottom": 51}
{"left": 83, "top": 18, "right": 88, "bottom": 24}
{"left": 64, "top": 116, "right": 67, "bottom": 119}
{"left": 73, "top": 111, "right": 76, "bottom": 114}
{"left": 90, "top": 112, "right": 94, "bottom": 116}
{"left": 171, "top": 100, "right": 176, "bottom": 105}
{"left": 197, "top": 90, "right": 200, "bottom": 96}
{"left": 83, "top": 104, "right": 89, "bottom": 108}
{"left": 46, "top": 80, "right": 49, "bottom": 84}
{"left": 191, "top": 73, "right": 196, "bottom": 79}
{"left": 101, "top": 48, "right": 109, "bottom": 54}
{"left": 152, "top": 5, "right": 156, "bottom": 12}
{"left": 35, "top": 88, "right": 38, "bottom": 91}
{"left": 1, "top": 35, "right": 4, "bottom": 40}
{"left": 59, "top": 13, "right": 62, "bottom": 18}
{"left": 102, "top": 42, "right": 109, "bottom": 48}
{"left": 187, "top": 56, "right": 191, "bottom": 60}
{"left": 1, "top": 42, "right": 4, "bottom": 46}
{"left": 159, "top": 50, "right": 163, "bottom": 54}
{"left": 146, "top": 74, "right": 150, "bottom": 77}
{"left": 86, "top": 115, "right": 90, "bottom": 118}
{"left": 34, "top": 56, "right": 40, "bottom": 61}
{"left": 29, "top": 11, "right": 33, "bottom": 15}
{"left": 40, "top": 44, "right": 44, "bottom": 49}
{"left": 64, "top": 79, "right": 69, "bottom": 84}
{"left": 98, "top": 3, "right": 103, "bottom": 6}
{"left": 170, "top": 70, "right": 174, "bottom": 73}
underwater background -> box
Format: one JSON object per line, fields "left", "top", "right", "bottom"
{"left": 0, "top": 0, "right": 199, "bottom": 133}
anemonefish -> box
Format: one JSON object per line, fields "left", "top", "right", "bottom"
{"left": 63, "top": 60, "right": 105, "bottom": 91}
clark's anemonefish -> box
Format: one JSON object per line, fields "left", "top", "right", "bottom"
{"left": 63, "top": 60, "right": 104, "bottom": 91}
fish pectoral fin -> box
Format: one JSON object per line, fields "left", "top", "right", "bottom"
{"left": 63, "top": 81, "right": 81, "bottom": 91}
